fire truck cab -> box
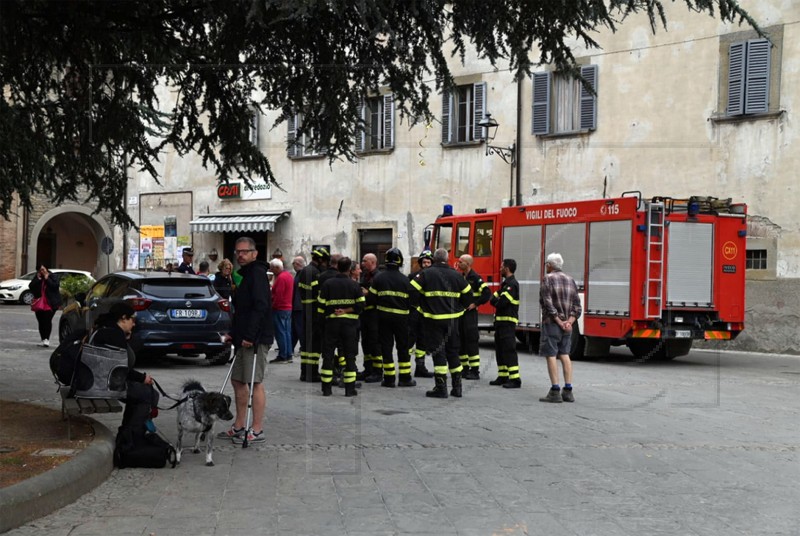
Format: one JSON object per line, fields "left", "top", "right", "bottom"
{"left": 425, "top": 193, "right": 747, "bottom": 360}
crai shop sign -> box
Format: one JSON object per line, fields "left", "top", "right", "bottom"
{"left": 217, "top": 181, "right": 272, "bottom": 200}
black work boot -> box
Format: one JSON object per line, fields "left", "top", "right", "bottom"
{"left": 426, "top": 374, "right": 448, "bottom": 399}
{"left": 336, "top": 380, "right": 361, "bottom": 388}
{"left": 463, "top": 368, "right": 480, "bottom": 380}
{"left": 397, "top": 374, "right": 417, "bottom": 387}
{"left": 449, "top": 372, "right": 463, "bottom": 398}
{"left": 344, "top": 383, "right": 358, "bottom": 397}
{"left": 364, "top": 362, "right": 383, "bottom": 383}
{"left": 321, "top": 383, "right": 332, "bottom": 397}
{"left": 489, "top": 376, "right": 508, "bottom": 386}
{"left": 356, "top": 361, "right": 372, "bottom": 382}
{"left": 381, "top": 376, "right": 396, "bottom": 388}
{"left": 309, "top": 367, "right": 322, "bottom": 383}
{"left": 414, "top": 357, "right": 434, "bottom": 378}
{"left": 502, "top": 378, "right": 522, "bottom": 389}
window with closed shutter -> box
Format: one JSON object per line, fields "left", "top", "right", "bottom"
{"left": 726, "top": 38, "right": 771, "bottom": 116}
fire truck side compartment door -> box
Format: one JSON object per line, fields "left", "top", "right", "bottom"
{"left": 587, "top": 220, "right": 631, "bottom": 315}
{"left": 667, "top": 222, "right": 713, "bottom": 307}
{"left": 503, "top": 225, "right": 542, "bottom": 326}
{"left": 544, "top": 223, "right": 586, "bottom": 288}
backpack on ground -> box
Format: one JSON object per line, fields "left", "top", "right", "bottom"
{"left": 114, "top": 425, "right": 177, "bottom": 469}
{"left": 49, "top": 329, "right": 93, "bottom": 394}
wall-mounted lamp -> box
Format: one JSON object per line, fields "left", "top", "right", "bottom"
{"left": 477, "top": 113, "right": 520, "bottom": 206}
{"left": 272, "top": 248, "right": 283, "bottom": 259}
{"left": 208, "top": 248, "right": 219, "bottom": 262}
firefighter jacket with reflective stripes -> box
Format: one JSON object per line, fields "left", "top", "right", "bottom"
{"left": 368, "top": 267, "right": 412, "bottom": 316}
{"left": 297, "top": 262, "right": 321, "bottom": 306}
{"left": 318, "top": 273, "right": 365, "bottom": 320}
{"left": 410, "top": 262, "right": 472, "bottom": 321}
{"left": 465, "top": 269, "right": 491, "bottom": 306}
{"left": 490, "top": 274, "right": 520, "bottom": 324}
{"left": 318, "top": 266, "right": 339, "bottom": 288}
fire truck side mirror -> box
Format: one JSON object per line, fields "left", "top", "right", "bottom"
{"left": 423, "top": 227, "right": 432, "bottom": 250}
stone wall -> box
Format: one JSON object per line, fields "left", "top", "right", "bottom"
{"left": 0, "top": 201, "right": 20, "bottom": 279}
{"left": 696, "top": 280, "right": 800, "bottom": 355}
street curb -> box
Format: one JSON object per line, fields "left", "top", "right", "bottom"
{"left": 0, "top": 419, "right": 115, "bottom": 533}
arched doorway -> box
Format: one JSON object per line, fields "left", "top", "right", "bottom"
{"left": 29, "top": 206, "right": 113, "bottom": 277}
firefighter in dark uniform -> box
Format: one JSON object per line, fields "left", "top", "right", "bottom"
{"left": 369, "top": 248, "right": 416, "bottom": 388}
{"left": 457, "top": 254, "right": 491, "bottom": 380}
{"left": 318, "top": 253, "right": 342, "bottom": 287}
{"left": 297, "top": 247, "right": 330, "bottom": 382}
{"left": 410, "top": 248, "right": 473, "bottom": 398}
{"left": 408, "top": 250, "right": 434, "bottom": 378}
{"left": 318, "top": 253, "right": 344, "bottom": 383}
{"left": 359, "top": 253, "right": 382, "bottom": 382}
{"left": 318, "top": 256, "right": 365, "bottom": 397}
{"left": 490, "top": 258, "right": 521, "bottom": 388}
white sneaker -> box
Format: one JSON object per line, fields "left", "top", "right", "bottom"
{"left": 41, "top": 339, "right": 50, "bottom": 347}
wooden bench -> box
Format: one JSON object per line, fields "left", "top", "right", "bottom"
{"left": 59, "top": 387, "right": 123, "bottom": 440}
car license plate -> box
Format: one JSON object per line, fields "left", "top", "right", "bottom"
{"left": 170, "top": 309, "right": 206, "bottom": 319}
{"left": 674, "top": 330, "right": 692, "bottom": 338}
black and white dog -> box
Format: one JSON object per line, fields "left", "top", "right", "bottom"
{"left": 176, "top": 380, "right": 234, "bottom": 466}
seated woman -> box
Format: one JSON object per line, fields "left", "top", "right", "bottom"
{"left": 92, "top": 302, "right": 159, "bottom": 430}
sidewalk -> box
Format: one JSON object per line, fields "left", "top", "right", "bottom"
{"left": 1, "top": 330, "right": 799, "bottom": 535}
{"left": 0, "top": 400, "right": 114, "bottom": 533}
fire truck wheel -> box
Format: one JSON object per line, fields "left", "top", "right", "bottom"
{"left": 516, "top": 331, "right": 540, "bottom": 352}
{"left": 569, "top": 324, "right": 585, "bottom": 359}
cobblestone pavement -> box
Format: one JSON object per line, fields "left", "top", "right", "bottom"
{"left": 1, "top": 307, "right": 798, "bottom": 536}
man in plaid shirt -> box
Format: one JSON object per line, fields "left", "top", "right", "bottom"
{"left": 539, "top": 253, "right": 582, "bottom": 403}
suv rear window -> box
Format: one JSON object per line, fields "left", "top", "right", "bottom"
{"left": 141, "top": 280, "right": 215, "bottom": 299}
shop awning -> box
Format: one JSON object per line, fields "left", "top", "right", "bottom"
{"left": 189, "top": 211, "right": 290, "bottom": 233}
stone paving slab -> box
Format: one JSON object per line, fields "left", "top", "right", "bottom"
{"left": 1, "top": 323, "right": 799, "bottom": 536}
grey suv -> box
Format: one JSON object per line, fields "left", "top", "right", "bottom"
{"left": 59, "top": 271, "right": 232, "bottom": 365}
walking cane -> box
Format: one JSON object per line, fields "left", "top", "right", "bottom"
{"left": 218, "top": 343, "right": 237, "bottom": 394}
{"left": 242, "top": 343, "right": 259, "bottom": 449}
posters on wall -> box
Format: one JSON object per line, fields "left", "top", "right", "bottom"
{"left": 137, "top": 217, "right": 192, "bottom": 270}
{"left": 127, "top": 237, "right": 139, "bottom": 269}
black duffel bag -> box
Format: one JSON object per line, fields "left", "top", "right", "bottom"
{"left": 114, "top": 426, "right": 177, "bottom": 469}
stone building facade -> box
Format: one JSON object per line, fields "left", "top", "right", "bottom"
{"left": 7, "top": 0, "right": 798, "bottom": 353}
{"left": 1, "top": 193, "right": 113, "bottom": 280}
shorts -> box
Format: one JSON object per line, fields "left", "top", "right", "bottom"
{"left": 539, "top": 323, "right": 572, "bottom": 357}
{"left": 231, "top": 344, "right": 269, "bottom": 384}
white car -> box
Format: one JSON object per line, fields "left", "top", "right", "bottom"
{"left": 0, "top": 269, "right": 95, "bottom": 305}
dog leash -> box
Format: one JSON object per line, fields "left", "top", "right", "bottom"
{"left": 151, "top": 378, "right": 190, "bottom": 410}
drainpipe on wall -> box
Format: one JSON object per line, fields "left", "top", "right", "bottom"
{"left": 122, "top": 152, "right": 128, "bottom": 271}
{"left": 21, "top": 205, "right": 29, "bottom": 275}
{"left": 515, "top": 75, "right": 523, "bottom": 207}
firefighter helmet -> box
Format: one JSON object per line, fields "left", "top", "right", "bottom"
{"left": 417, "top": 250, "right": 433, "bottom": 266}
{"left": 385, "top": 248, "right": 403, "bottom": 267}
{"left": 312, "top": 247, "right": 330, "bottom": 261}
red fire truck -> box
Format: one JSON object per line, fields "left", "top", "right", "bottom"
{"left": 424, "top": 192, "right": 747, "bottom": 359}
